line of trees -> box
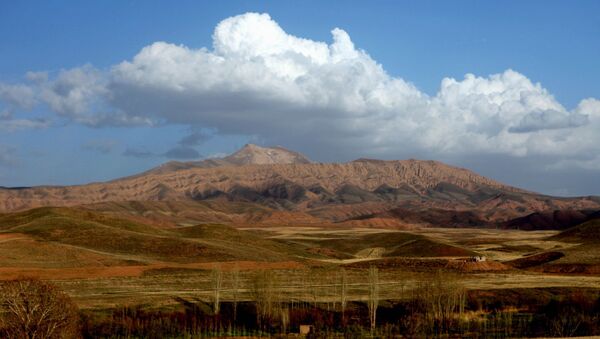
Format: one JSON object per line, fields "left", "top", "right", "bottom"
{"left": 3, "top": 269, "right": 600, "bottom": 338}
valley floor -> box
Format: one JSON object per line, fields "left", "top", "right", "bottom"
{"left": 1, "top": 223, "right": 597, "bottom": 310}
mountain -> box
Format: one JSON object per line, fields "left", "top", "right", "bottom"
{"left": 0, "top": 145, "right": 598, "bottom": 226}
{"left": 223, "top": 144, "right": 312, "bottom": 165}
{"left": 143, "top": 144, "right": 311, "bottom": 175}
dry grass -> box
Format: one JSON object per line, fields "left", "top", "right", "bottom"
{"left": 42, "top": 266, "right": 600, "bottom": 310}
{"left": 1, "top": 207, "right": 599, "bottom": 310}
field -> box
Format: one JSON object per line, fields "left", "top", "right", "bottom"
{"left": 1, "top": 207, "right": 600, "bottom": 337}
{"left": 0, "top": 207, "right": 598, "bottom": 308}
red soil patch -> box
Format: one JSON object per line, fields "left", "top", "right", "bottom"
{"left": 346, "top": 257, "right": 509, "bottom": 272}
{"left": 445, "top": 260, "right": 510, "bottom": 272}
{"left": 178, "top": 260, "right": 306, "bottom": 271}
{"left": 507, "top": 251, "right": 565, "bottom": 269}
{"left": 346, "top": 257, "right": 449, "bottom": 270}
{"left": 0, "top": 233, "right": 26, "bottom": 241}
{"left": 306, "top": 247, "right": 349, "bottom": 259}
{"left": 0, "top": 261, "right": 305, "bottom": 280}
{"left": 0, "top": 266, "right": 149, "bottom": 280}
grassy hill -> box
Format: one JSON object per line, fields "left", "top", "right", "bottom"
{"left": 0, "top": 205, "right": 484, "bottom": 273}
{"left": 285, "top": 230, "right": 476, "bottom": 259}
{"left": 504, "top": 220, "right": 600, "bottom": 273}
{"left": 550, "top": 219, "right": 600, "bottom": 243}
{"left": 0, "top": 207, "right": 307, "bottom": 266}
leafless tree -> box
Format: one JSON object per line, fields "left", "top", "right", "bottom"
{"left": 339, "top": 268, "right": 348, "bottom": 320}
{"left": 368, "top": 265, "right": 379, "bottom": 333}
{"left": 0, "top": 278, "right": 79, "bottom": 339}
{"left": 416, "top": 271, "right": 466, "bottom": 333}
{"left": 307, "top": 269, "right": 319, "bottom": 307}
{"left": 251, "top": 270, "right": 276, "bottom": 329}
{"left": 551, "top": 307, "right": 583, "bottom": 337}
{"left": 211, "top": 265, "right": 223, "bottom": 315}
{"left": 230, "top": 265, "right": 241, "bottom": 322}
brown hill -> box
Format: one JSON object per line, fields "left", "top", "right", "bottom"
{"left": 501, "top": 209, "right": 600, "bottom": 230}
{"left": 348, "top": 206, "right": 490, "bottom": 228}
{"left": 0, "top": 207, "right": 313, "bottom": 266}
{"left": 349, "top": 207, "right": 600, "bottom": 229}
{"left": 551, "top": 218, "right": 600, "bottom": 243}
{"left": 495, "top": 219, "right": 600, "bottom": 274}
{"left": 0, "top": 146, "right": 598, "bottom": 225}
{"left": 0, "top": 206, "right": 491, "bottom": 275}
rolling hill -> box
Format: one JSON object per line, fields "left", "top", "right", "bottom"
{"left": 0, "top": 206, "right": 488, "bottom": 276}
{"left": 0, "top": 207, "right": 316, "bottom": 267}
{"left": 551, "top": 218, "right": 600, "bottom": 243}
{"left": 504, "top": 219, "right": 600, "bottom": 274}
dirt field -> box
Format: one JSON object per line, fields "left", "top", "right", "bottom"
{"left": 2, "top": 219, "right": 599, "bottom": 310}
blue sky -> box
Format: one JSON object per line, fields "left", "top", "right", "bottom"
{"left": 1, "top": 1, "right": 599, "bottom": 195}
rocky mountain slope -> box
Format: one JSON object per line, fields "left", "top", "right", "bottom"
{"left": 0, "top": 145, "right": 599, "bottom": 225}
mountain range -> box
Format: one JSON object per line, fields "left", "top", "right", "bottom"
{"left": 1, "top": 144, "right": 599, "bottom": 229}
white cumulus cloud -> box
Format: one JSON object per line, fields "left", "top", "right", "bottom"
{"left": 2, "top": 12, "right": 600, "bottom": 171}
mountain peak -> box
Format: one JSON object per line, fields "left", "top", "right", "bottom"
{"left": 140, "top": 144, "right": 311, "bottom": 176}
{"left": 223, "top": 144, "right": 312, "bottom": 165}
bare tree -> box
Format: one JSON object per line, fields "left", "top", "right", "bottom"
{"left": 211, "top": 265, "right": 223, "bottom": 315}
{"left": 251, "top": 270, "right": 276, "bottom": 329}
{"left": 308, "top": 269, "right": 319, "bottom": 307}
{"left": 368, "top": 265, "right": 379, "bottom": 333}
{"left": 339, "top": 268, "right": 348, "bottom": 320}
{"left": 416, "top": 271, "right": 466, "bottom": 334}
{"left": 0, "top": 278, "right": 79, "bottom": 339}
{"left": 230, "top": 265, "right": 241, "bottom": 322}
{"left": 550, "top": 306, "right": 583, "bottom": 337}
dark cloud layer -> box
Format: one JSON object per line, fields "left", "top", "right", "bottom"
{"left": 163, "top": 146, "right": 200, "bottom": 159}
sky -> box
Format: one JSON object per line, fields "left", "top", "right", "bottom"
{"left": 0, "top": 1, "right": 599, "bottom": 196}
